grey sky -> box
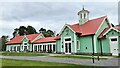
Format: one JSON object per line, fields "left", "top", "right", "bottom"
{"left": 0, "top": 2, "right": 118, "bottom": 38}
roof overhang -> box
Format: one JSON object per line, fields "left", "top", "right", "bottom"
{"left": 103, "top": 27, "right": 120, "bottom": 36}
{"left": 59, "top": 24, "right": 75, "bottom": 36}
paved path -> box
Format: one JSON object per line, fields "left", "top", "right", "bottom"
{"left": 0, "top": 56, "right": 119, "bottom": 67}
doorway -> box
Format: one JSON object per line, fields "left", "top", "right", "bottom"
{"left": 64, "top": 37, "right": 71, "bottom": 54}
{"left": 110, "top": 36, "right": 118, "bottom": 56}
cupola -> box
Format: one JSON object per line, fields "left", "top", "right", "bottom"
{"left": 78, "top": 7, "right": 89, "bottom": 25}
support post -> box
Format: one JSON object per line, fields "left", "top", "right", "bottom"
{"left": 37, "top": 45, "right": 38, "bottom": 52}
{"left": 92, "top": 35, "right": 95, "bottom": 63}
{"left": 100, "top": 39, "right": 103, "bottom": 56}
{"left": 16, "top": 46, "right": 17, "bottom": 52}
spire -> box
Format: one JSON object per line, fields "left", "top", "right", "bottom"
{"left": 82, "top": 5, "right": 84, "bottom": 10}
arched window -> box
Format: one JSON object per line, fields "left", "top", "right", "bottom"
{"left": 84, "top": 13, "right": 86, "bottom": 19}
{"left": 81, "top": 14, "right": 82, "bottom": 19}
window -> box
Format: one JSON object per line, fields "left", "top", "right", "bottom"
{"left": 65, "top": 38, "right": 71, "bottom": 41}
{"left": 81, "top": 14, "right": 82, "bottom": 19}
{"left": 24, "top": 43, "right": 27, "bottom": 45}
{"left": 17, "top": 46, "right": 20, "bottom": 51}
{"left": 84, "top": 13, "right": 86, "bottom": 19}
{"left": 53, "top": 44, "right": 56, "bottom": 52}
{"left": 111, "top": 38, "right": 117, "bottom": 41}
{"left": 77, "top": 40, "right": 80, "bottom": 50}
{"left": 10, "top": 46, "right": 12, "bottom": 51}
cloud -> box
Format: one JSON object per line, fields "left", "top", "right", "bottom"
{"left": 0, "top": 2, "right": 118, "bottom": 38}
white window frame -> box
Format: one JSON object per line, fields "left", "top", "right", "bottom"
{"left": 109, "top": 36, "right": 118, "bottom": 43}
{"left": 64, "top": 36, "right": 72, "bottom": 53}
{"left": 23, "top": 42, "right": 28, "bottom": 50}
{"left": 77, "top": 40, "right": 80, "bottom": 50}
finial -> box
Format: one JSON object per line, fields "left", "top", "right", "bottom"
{"left": 82, "top": 5, "right": 84, "bottom": 10}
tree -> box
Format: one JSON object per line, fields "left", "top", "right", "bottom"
{"left": 1, "top": 35, "right": 9, "bottom": 51}
{"left": 18, "top": 26, "right": 27, "bottom": 36}
{"left": 27, "top": 25, "right": 37, "bottom": 34}
{"left": 12, "top": 25, "right": 37, "bottom": 38}
{"left": 47, "top": 30, "right": 54, "bottom": 36}
{"left": 13, "top": 28, "right": 19, "bottom": 38}
{"left": 39, "top": 28, "right": 46, "bottom": 33}
{"left": 39, "top": 28, "right": 55, "bottom": 37}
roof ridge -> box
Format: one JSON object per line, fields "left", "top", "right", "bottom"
{"left": 88, "top": 16, "right": 106, "bottom": 22}
{"left": 67, "top": 16, "right": 106, "bottom": 26}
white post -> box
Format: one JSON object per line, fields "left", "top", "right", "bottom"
{"left": 12, "top": 46, "right": 14, "bottom": 51}
{"left": 23, "top": 46, "right": 24, "bottom": 51}
{"left": 37, "top": 45, "right": 38, "bottom": 52}
{"left": 16, "top": 46, "right": 17, "bottom": 52}
{"left": 9, "top": 46, "right": 10, "bottom": 51}
{"left": 41, "top": 45, "right": 43, "bottom": 51}
{"left": 52, "top": 44, "right": 53, "bottom": 53}
{"left": 55, "top": 44, "right": 56, "bottom": 53}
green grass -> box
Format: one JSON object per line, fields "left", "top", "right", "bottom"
{"left": 1, "top": 58, "right": 75, "bottom": 66}
{"left": 2, "top": 52, "right": 47, "bottom": 56}
{"left": 114, "top": 56, "right": 120, "bottom": 58}
{"left": 51, "top": 55, "right": 107, "bottom": 60}
{"left": 1, "top": 58, "right": 105, "bottom": 68}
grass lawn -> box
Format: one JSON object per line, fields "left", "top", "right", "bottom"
{"left": 2, "top": 52, "right": 47, "bottom": 56}
{"left": 51, "top": 55, "right": 108, "bottom": 60}
{"left": 1, "top": 58, "right": 105, "bottom": 68}
{"left": 114, "top": 56, "right": 120, "bottom": 58}
{"left": 2, "top": 52, "right": 108, "bottom": 60}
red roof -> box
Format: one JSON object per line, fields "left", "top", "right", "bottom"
{"left": 98, "top": 27, "right": 110, "bottom": 38}
{"left": 6, "top": 34, "right": 41, "bottom": 44}
{"left": 26, "top": 34, "right": 41, "bottom": 42}
{"left": 114, "top": 25, "right": 120, "bottom": 31}
{"left": 67, "top": 16, "right": 107, "bottom": 36}
{"left": 34, "top": 36, "right": 60, "bottom": 43}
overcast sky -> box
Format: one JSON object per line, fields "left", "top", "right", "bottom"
{"left": 0, "top": 2, "right": 119, "bottom": 38}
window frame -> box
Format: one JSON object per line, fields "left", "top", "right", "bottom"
{"left": 77, "top": 40, "right": 80, "bottom": 50}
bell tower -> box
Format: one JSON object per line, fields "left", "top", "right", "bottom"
{"left": 78, "top": 6, "right": 89, "bottom": 25}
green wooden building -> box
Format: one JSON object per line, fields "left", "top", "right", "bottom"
{"left": 6, "top": 8, "right": 120, "bottom": 56}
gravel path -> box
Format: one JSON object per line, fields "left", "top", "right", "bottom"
{"left": 0, "top": 56, "right": 119, "bottom": 67}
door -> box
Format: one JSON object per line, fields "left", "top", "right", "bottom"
{"left": 64, "top": 37, "right": 72, "bottom": 54}
{"left": 110, "top": 37, "right": 118, "bottom": 56}
{"left": 24, "top": 46, "right": 28, "bottom": 51}
{"left": 65, "top": 42, "right": 71, "bottom": 54}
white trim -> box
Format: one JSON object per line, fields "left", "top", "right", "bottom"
{"left": 37, "top": 45, "right": 38, "bottom": 51}
{"left": 103, "top": 27, "right": 120, "bottom": 36}
{"left": 16, "top": 46, "right": 17, "bottom": 51}
{"left": 59, "top": 24, "right": 75, "bottom": 35}
{"left": 77, "top": 40, "right": 80, "bottom": 50}
{"left": 41, "top": 33, "right": 45, "bottom": 38}
{"left": 33, "top": 43, "right": 56, "bottom": 45}
{"left": 109, "top": 36, "right": 118, "bottom": 39}
{"left": 94, "top": 35, "right": 97, "bottom": 53}
{"left": 61, "top": 35, "right": 63, "bottom": 52}
{"left": 52, "top": 44, "right": 53, "bottom": 51}
{"left": 74, "top": 33, "right": 77, "bottom": 53}
{"left": 64, "top": 36, "right": 72, "bottom": 54}
{"left": 9, "top": 46, "right": 10, "bottom": 51}
{"left": 21, "top": 36, "right": 29, "bottom": 43}
{"left": 95, "top": 16, "right": 107, "bottom": 34}
{"left": 109, "top": 36, "right": 119, "bottom": 56}
{"left": 41, "top": 45, "right": 43, "bottom": 51}
{"left": 32, "top": 33, "right": 45, "bottom": 43}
